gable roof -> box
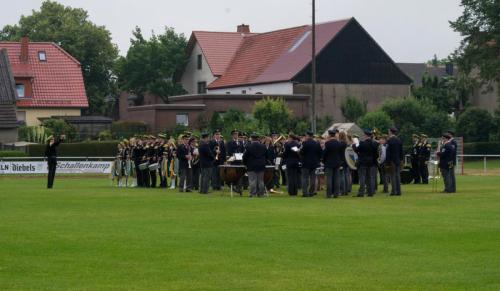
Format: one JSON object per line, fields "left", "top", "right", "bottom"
{"left": 187, "top": 31, "right": 253, "bottom": 76}
{"left": 0, "top": 49, "right": 18, "bottom": 128}
{"left": 205, "top": 18, "right": 351, "bottom": 89}
{"left": 397, "top": 63, "right": 455, "bottom": 86}
{"left": 0, "top": 41, "right": 88, "bottom": 108}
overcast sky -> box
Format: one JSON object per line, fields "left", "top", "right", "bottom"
{"left": 2, "top": 0, "right": 464, "bottom": 62}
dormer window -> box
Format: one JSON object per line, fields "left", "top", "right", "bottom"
{"left": 38, "top": 51, "right": 46, "bottom": 61}
{"left": 16, "top": 84, "right": 25, "bottom": 98}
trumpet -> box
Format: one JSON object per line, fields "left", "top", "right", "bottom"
{"left": 273, "top": 134, "right": 285, "bottom": 146}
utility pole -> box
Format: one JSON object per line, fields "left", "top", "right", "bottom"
{"left": 311, "top": 0, "right": 317, "bottom": 133}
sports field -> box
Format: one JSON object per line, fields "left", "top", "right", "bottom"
{"left": 1, "top": 175, "right": 499, "bottom": 290}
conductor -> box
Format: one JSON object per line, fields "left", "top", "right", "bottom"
{"left": 243, "top": 133, "right": 268, "bottom": 197}
{"left": 45, "top": 134, "right": 65, "bottom": 189}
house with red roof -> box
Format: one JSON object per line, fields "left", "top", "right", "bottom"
{"left": 180, "top": 18, "right": 410, "bottom": 117}
{"left": 0, "top": 37, "right": 88, "bottom": 127}
{"left": 120, "top": 18, "right": 412, "bottom": 131}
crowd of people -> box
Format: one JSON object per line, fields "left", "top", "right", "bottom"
{"left": 107, "top": 127, "right": 458, "bottom": 197}
{"left": 45, "top": 127, "right": 458, "bottom": 195}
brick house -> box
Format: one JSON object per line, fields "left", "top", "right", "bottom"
{"left": 0, "top": 37, "right": 88, "bottom": 126}
{"left": 121, "top": 17, "right": 412, "bottom": 130}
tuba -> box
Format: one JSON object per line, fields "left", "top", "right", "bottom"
{"left": 344, "top": 147, "right": 358, "bottom": 170}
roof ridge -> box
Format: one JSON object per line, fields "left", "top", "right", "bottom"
{"left": 0, "top": 41, "right": 81, "bottom": 65}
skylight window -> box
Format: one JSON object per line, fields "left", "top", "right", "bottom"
{"left": 38, "top": 51, "right": 46, "bottom": 61}
{"left": 288, "top": 31, "right": 312, "bottom": 53}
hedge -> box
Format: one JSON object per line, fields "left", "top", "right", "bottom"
{"left": 464, "top": 142, "right": 500, "bottom": 155}
{"left": 27, "top": 141, "right": 119, "bottom": 157}
{"left": 0, "top": 150, "right": 28, "bottom": 158}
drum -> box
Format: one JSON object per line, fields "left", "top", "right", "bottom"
{"left": 139, "top": 162, "right": 149, "bottom": 171}
{"left": 148, "top": 163, "right": 159, "bottom": 171}
{"left": 219, "top": 165, "right": 246, "bottom": 185}
{"left": 264, "top": 165, "right": 275, "bottom": 185}
{"left": 400, "top": 166, "right": 413, "bottom": 184}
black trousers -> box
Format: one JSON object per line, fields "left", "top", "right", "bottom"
{"left": 192, "top": 165, "right": 200, "bottom": 190}
{"left": 179, "top": 166, "right": 192, "bottom": 191}
{"left": 211, "top": 165, "right": 222, "bottom": 190}
{"left": 135, "top": 161, "right": 143, "bottom": 187}
{"left": 200, "top": 167, "right": 212, "bottom": 194}
{"left": 286, "top": 167, "right": 299, "bottom": 196}
{"left": 418, "top": 159, "right": 429, "bottom": 184}
{"left": 325, "top": 167, "right": 341, "bottom": 197}
{"left": 411, "top": 157, "right": 421, "bottom": 183}
{"left": 47, "top": 158, "right": 57, "bottom": 189}
{"left": 149, "top": 170, "right": 157, "bottom": 188}
{"left": 142, "top": 169, "right": 150, "bottom": 187}
{"left": 301, "top": 168, "right": 316, "bottom": 196}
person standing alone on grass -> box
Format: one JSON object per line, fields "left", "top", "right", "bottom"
{"left": 44, "top": 134, "right": 65, "bottom": 189}
{"left": 437, "top": 133, "right": 456, "bottom": 193}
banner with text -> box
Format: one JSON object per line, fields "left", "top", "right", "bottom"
{"left": 0, "top": 161, "right": 112, "bottom": 174}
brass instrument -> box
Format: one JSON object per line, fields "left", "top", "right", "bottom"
{"left": 273, "top": 134, "right": 285, "bottom": 146}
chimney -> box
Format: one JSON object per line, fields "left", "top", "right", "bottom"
{"left": 20, "top": 36, "right": 29, "bottom": 63}
{"left": 237, "top": 24, "right": 250, "bottom": 34}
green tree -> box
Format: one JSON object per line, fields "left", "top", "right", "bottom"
{"left": 0, "top": 1, "right": 119, "bottom": 115}
{"left": 41, "top": 118, "right": 77, "bottom": 141}
{"left": 116, "top": 27, "right": 187, "bottom": 104}
{"left": 357, "top": 111, "right": 392, "bottom": 133}
{"left": 340, "top": 96, "right": 367, "bottom": 122}
{"left": 456, "top": 107, "right": 495, "bottom": 142}
{"left": 450, "top": 0, "right": 500, "bottom": 87}
{"left": 381, "top": 97, "right": 453, "bottom": 143}
{"left": 252, "top": 97, "right": 292, "bottom": 134}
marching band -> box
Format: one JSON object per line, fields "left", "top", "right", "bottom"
{"left": 109, "top": 128, "right": 457, "bottom": 196}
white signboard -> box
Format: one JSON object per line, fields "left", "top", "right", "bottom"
{"left": 0, "top": 161, "right": 112, "bottom": 174}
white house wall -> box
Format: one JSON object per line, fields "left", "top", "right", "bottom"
{"left": 180, "top": 42, "right": 217, "bottom": 94}
{"left": 208, "top": 82, "right": 294, "bottom": 95}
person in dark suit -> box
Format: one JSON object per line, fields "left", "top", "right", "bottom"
{"left": 437, "top": 133, "right": 456, "bottom": 193}
{"left": 198, "top": 133, "right": 214, "bottom": 194}
{"left": 418, "top": 134, "right": 431, "bottom": 184}
{"left": 353, "top": 130, "right": 377, "bottom": 197}
{"left": 44, "top": 134, "right": 65, "bottom": 189}
{"left": 300, "top": 131, "right": 322, "bottom": 197}
{"left": 447, "top": 130, "right": 457, "bottom": 192}
{"left": 283, "top": 134, "right": 300, "bottom": 196}
{"left": 386, "top": 127, "right": 404, "bottom": 196}
{"left": 210, "top": 130, "right": 226, "bottom": 190}
{"left": 226, "top": 130, "right": 244, "bottom": 158}
{"left": 323, "top": 129, "right": 343, "bottom": 198}
{"left": 177, "top": 135, "right": 193, "bottom": 192}
{"left": 243, "top": 133, "right": 269, "bottom": 197}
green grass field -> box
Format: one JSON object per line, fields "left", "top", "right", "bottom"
{"left": 1, "top": 176, "right": 500, "bottom": 290}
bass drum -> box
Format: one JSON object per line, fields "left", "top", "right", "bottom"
{"left": 400, "top": 166, "right": 413, "bottom": 184}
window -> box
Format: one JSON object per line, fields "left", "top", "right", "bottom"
{"left": 16, "top": 111, "right": 26, "bottom": 123}
{"left": 16, "top": 84, "right": 25, "bottom": 98}
{"left": 197, "top": 54, "right": 202, "bottom": 70}
{"left": 176, "top": 114, "right": 189, "bottom": 126}
{"left": 38, "top": 51, "right": 47, "bottom": 61}
{"left": 197, "top": 81, "right": 207, "bottom": 94}
{"left": 241, "top": 90, "right": 247, "bottom": 94}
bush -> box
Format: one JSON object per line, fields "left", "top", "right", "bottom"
{"left": 42, "top": 118, "right": 77, "bottom": 141}
{"left": 457, "top": 107, "right": 495, "bottom": 142}
{"left": 111, "top": 121, "right": 149, "bottom": 139}
{"left": 253, "top": 97, "right": 292, "bottom": 134}
{"left": 357, "top": 111, "right": 392, "bottom": 133}
{"left": 464, "top": 142, "right": 500, "bottom": 155}
{"left": 341, "top": 96, "right": 367, "bottom": 122}
{"left": 0, "top": 150, "right": 28, "bottom": 157}
{"left": 380, "top": 97, "right": 453, "bottom": 143}
{"left": 27, "top": 141, "right": 119, "bottom": 157}
{"left": 97, "top": 130, "right": 113, "bottom": 141}
{"left": 18, "top": 125, "right": 52, "bottom": 143}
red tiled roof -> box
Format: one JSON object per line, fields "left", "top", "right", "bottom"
{"left": 0, "top": 41, "right": 88, "bottom": 108}
{"left": 205, "top": 19, "right": 351, "bottom": 89}
{"left": 187, "top": 31, "right": 253, "bottom": 76}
